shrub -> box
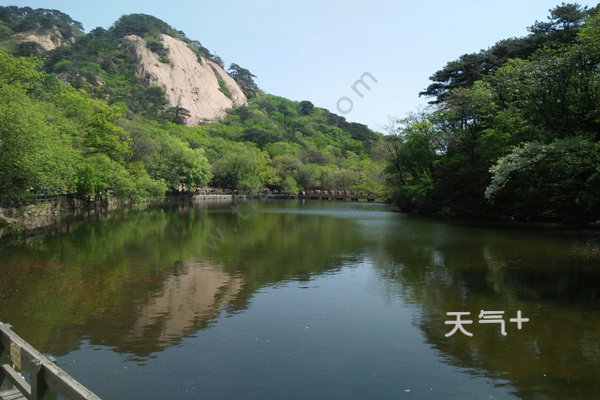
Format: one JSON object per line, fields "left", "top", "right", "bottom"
{"left": 218, "top": 78, "right": 232, "bottom": 99}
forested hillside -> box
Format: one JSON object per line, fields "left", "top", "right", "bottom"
{"left": 0, "top": 7, "right": 386, "bottom": 205}
{"left": 384, "top": 3, "right": 600, "bottom": 222}
{"left": 4, "top": 4, "right": 597, "bottom": 223}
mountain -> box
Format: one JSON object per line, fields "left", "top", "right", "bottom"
{"left": 124, "top": 33, "right": 247, "bottom": 123}
{"left": 0, "top": 6, "right": 83, "bottom": 51}
{"left": 0, "top": 6, "right": 386, "bottom": 208}
{"left": 2, "top": 10, "right": 248, "bottom": 125}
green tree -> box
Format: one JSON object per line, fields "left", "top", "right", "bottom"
{"left": 0, "top": 48, "right": 42, "bottom": 89}
{"left": 282, "top": 176, "right": 299, "bottom": 193}
{"left": 298, "top": 100, "right": 314, "bottom": 116}
{"left": 146, "top": 133, "right": 211, "bottom": 189}
{"left": 55, "top": 88, "right": 131, "bottom": 159}
{"left": 0, "top": 86, "right": 79, "bottom": 200}
{"left": 228, "top": 63, "right": 258, "bottom": 96}
{"left": 211, "top": 143, "right": 268, "bottom": 193}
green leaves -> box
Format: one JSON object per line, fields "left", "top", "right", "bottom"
{"left": 420, "top": 3, "right": 594, "bottom": 103}
{"left": 147, "top": 134, "right": 211, "bottom": 189}
{"left": 383, "top": 6, "right": 600, "bottom": 220}
{"left": 218, "top": 78, "right": 232, "bottom": 99}
{"left": 210, "top": 143, "right": 268, "bottom": 193}
{"left": 0, "top": 50, "right": 170, "bottom": 205}
{"left": 228, "top": 63, "right": 258, "bottom": 96}
{"left": 0, "top": 21, "right": 385, "bottom": 205}
{"left": 54, "top": 88, "right": 131, "bottom": 159}
{"left": 75, "top": 155, "right": 114, "bottom": 197}
{"left": 486, "top": 138, "right": 599, "bottom": 202}
{"left": 110, "top": 14, "right": 179, "bottom": 38}
{"left": 0, "top": 48, "right": 42, "bottom": 90}
{"left": 298, "top": 101, "right": 314, "bottom": 116}
{"left": 0, "top": 85, "right": 79, "bottom": 200}
{"left": 282, "top": 177, "right": 299, "bottom": 194}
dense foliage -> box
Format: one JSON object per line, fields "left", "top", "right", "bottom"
{"left": 0, "top": 6, "right": 82, "bottom": 38}
{"left": 0, "top": 7, "right": 386, "bottom": 205}
{"left": 420, "top": 3, "right": 598, "bottom": 103}
{"left": 0, "top": 48, "right": 168, "bottom": 203}
{"left": 385, "top": 3, "right": 600, "bottom": 222}
{"left": 119, "top": 95, "right": 386, "bottom": 196}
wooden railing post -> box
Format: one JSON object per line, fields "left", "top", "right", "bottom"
{"left": 0, "top": 322, "right": 101, "bottom": 399}
{"left": 31, "top": 359, "right": 48, "bottom": 400}
{"left": 0, "top": 327, "right": 5, "bottom": 387}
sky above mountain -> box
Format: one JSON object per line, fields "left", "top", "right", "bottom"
{"left": 5, "top": 0, "right": 599, "bottom": 129}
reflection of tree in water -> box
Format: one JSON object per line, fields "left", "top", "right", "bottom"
{"left": 369, "top": 218, "right": 600, "bottom": 400}
{"left": 0, "top": 202, "right": 361, "bottom": 358}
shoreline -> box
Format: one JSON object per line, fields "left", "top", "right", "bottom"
{"left": 3, "top": 196, "right": 598, "bottom": 240}
{"left": 391, "top": 207, "right": 600, "bottom": 231}
{"left": 0, "top": 194, "right": 250, "bottom": 238}
{"left": 0, "top": 197, "right": 119, "bottom": 238}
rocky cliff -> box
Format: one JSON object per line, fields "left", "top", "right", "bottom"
{"left": 11, "top": 28, "right": 71, "bottom": 50}
{"left": 125, "top": 34, "right": 247, "bottom": 125}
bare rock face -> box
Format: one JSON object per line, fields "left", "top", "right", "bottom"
{"left": 12, "top": 28, "right": 69, "bottom": 51}
{"left": 125, "top": 34, "right": 247, "bottom": 125}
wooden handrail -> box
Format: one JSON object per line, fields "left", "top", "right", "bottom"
{"left": 1, "top": 364, "right": 31, "bottom": 398}
{"left": 0, "top": 323, "right": 101, "bottom": 400}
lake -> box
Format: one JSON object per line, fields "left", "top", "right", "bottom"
{"left": 0, "top": 200, "right": 599, "bottom": 399}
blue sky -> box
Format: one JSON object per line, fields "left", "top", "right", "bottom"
{"left": 5, "top": 0, "right": 599, "bottom": 129}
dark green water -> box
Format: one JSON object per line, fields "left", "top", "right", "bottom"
{"left": 0, "top": 200, "right": 599, "bottom": 399}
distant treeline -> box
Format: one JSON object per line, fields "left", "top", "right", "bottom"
{"left": 383, "top": 3, "right": 600, "bottom": 222}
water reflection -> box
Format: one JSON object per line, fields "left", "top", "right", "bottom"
{"left": 368, "top": 216, "right": 600, "bottom": 399}
{"left": 0, "top": 200, "right": 361, "bottom": 357}
{"left": 0, "top": 202, "right": 599, "bottom": 399}
{"left": 124, "top": 262, "right": 244, "bottom": 355}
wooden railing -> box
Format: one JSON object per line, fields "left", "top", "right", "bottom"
{"left": 33, "top": 194, "right": 63, "bottom": 203}
{"left": 0, "top": 322, "right": 101, "bottom": 400}
{"left": 0, "top": 194, "right": 68, "bottom": 208}
{"left": 260, "top": 193, "right": 377, "bottom": 201}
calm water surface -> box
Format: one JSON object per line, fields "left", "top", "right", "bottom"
{"left": 0, "top": 200, "right": 599, "bottom": 399}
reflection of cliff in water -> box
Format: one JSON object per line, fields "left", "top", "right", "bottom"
{"left": 0, "top": 201, "right": 362, "bottom": 358}
{"left": 368, "top": 216, "right": 600, "bottom": 400}
{"left": 123, "top": 261, "right": 244, "bottom": 355}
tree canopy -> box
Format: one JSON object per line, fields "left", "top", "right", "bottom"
{"left": 419, "top": 3, "right": 597, "bottom": 103}
{"left": 0, "top": 7, "right": 386, "bottom": 205}
{"left": 383, "top": 5, "right": 600, "bottom": 222}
